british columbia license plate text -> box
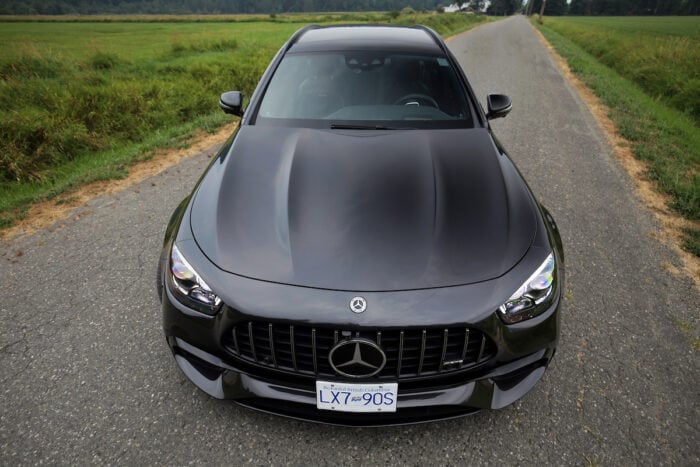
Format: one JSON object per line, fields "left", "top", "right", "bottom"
{"left": 316, "top": 381, "right": 398, "bottom": 413}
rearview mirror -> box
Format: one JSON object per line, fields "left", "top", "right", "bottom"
{"left": 219, "top": 91, "right": 243, "bottom": 116}
{"left": 486, "top": 94, "right": 512, "bottom": 120}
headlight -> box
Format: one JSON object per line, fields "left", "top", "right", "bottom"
{"left": 169, "top": 244, "right": 222, "bottom": 315}
{"left": 498, "top": 253, "right": 556, "bottom": 324}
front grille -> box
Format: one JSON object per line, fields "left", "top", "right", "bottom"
{"left": 223, "top": 322, "right": 496, "bottom": 380}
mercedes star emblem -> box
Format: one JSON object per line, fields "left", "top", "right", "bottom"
{"left": 350, "top": 296, "right": 367, "bottom": 313}
{"left": 328, "top": 338, "right": 387, "bottom": 378}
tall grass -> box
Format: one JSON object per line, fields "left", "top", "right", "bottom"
{"left": 0, "top": 40, "right": 268, "bottom": 183}
{"left": 541, "top": 17, "right": 700, "bottom": 124}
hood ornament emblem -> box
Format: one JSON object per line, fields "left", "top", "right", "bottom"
{"left": 350, "top": 296, "right": 367, "bottom": 313}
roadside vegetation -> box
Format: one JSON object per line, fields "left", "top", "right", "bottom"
{"left": 534, "top": 17, "right": 700, "bottom": 256}
{"left": 0, "top": 12, "right": 487, "bottom": 229}
{"left": 540, "top": 17, "right": 699, "bottom": 123}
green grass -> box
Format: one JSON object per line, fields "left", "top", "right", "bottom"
{"left": 545, "top": 16, "right": 700, "bottom": 39}
{"left": 539, "top": 16, "right": 700, "bottom": 124}
{"left": 534, "top": 17, "right": 700, "bottom": 256}
{"left": 0, "top": 13, "right": 488, "bottom": 227}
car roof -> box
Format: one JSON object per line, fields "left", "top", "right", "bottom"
{"left": 289, "top": 25, "right": 444, "bottom": 55}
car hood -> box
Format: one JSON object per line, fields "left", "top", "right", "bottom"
{"left": 190, "top": 126, "right": 536, "bottom": 291}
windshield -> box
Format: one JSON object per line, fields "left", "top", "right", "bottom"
{"left": 254, "top": 51, "right": 474, "bottom": 129}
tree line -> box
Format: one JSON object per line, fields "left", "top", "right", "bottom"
{"left": 1, "top": 0, "right": 698, "bottom": 16}
{"left": 2, "top": 0, "right": 441, "bottom": 15}
{"left": 528, "top": 0, "right": 698, "bottom": 15}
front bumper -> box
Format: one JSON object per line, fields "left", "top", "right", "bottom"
{"left": 162, "top": 274, "right": 560, "bottom": 426}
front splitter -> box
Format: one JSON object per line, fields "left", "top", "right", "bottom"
{"left": 170, "top": 336, "right": 551, "bottom": 426}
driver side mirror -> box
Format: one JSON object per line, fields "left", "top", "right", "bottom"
{"left": 486, "top": 94, "right": 512, "bottom": 120}
{"left": 219, "top": 91, "right": 243, "bottom": 116}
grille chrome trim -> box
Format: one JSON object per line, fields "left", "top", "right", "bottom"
{"left": 232, "top": 326, "right": 239, "bottom": 354}
{"left": 311, "top": 328, "right": 318, "bottom": 375}
{"left": 289, "top": 325, "right": 297, "bottom": 371}
{"left": 248, "top": 322, "right": 257, "bottom": 362}
{"left": 439, "top": 328, "right": 448, "bottom": 372}
{"left": 477, "top": 334, "right": 486, "bottom": 363}
{"left": 460, "top": 328, "right": 470, "bottom": 369}
{"left": 417, "top": 330, "right": 427, "bottom": 375}
{"left": 268, "top": 323, "right": 277, "bottom": 368}
{"left": 397, "top": 331, "right": 405, "bottom": 377}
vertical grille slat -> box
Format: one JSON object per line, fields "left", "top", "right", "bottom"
{"left": 477, "top": 334, "right": 486, "bottom": 363}
{"left": 460, "top": 328, "right": 470, "bottom": 369}
{"left": 397, "top": 331, "right": 405, "bottom": 377}
{"left": 312, "top": 328, "right": 318, "bottom": 375}
{"left": 290, "top": 325, "right": 297, "bottom": 371}
{"left": 268, "top": 324, "right": 277, "bottom": 368}
{"left": 224, "top": 322, "right": 496, "bottom": 379}
{"left": 417, "top": 330, "right": 427, "bottom": 375}
{"left": 232, "top": 326, "right": 239, "bottom": 354}
{"left": 438, "top": 329, "right": 448, "bottom": 372}
{"left": 248, "top": 322, "right": 257, "bottom": 362}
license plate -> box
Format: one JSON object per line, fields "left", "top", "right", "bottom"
{"left": 316, "top": 381, "right": 398, "bottom": 413}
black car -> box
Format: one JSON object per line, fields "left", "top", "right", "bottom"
{"left": 158, "top": 25, "right": 564, "bottom": 425}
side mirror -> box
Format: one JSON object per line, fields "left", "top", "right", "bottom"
{"left": 219, "top": 91, "right": 243, "bottom": 116}
{"left": 486, "top": 94, "right": 512, "bottom": 120}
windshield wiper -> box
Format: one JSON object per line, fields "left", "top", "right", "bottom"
{"left": 330, "top": 123, "right": 411, "bottom": 130}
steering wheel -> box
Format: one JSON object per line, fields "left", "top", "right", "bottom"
{"left": 393, "top": 93, "right": 439, "bottom": 108}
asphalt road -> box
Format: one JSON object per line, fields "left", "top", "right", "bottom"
{"left": 1, "top": 16, "right": 698, "bottom": 465}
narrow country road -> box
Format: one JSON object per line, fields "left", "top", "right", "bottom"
{"left": 1, "top": 16, "right": 697, "bottom": 465}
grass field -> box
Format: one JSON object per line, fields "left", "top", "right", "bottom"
{"left": 547, "top": 16, "right": 700, "bottom": 38}
{"left": 539, "top": 16, "right": 699, "bottom": 124}
{"left": 535, "top": 17, "right": 699, "bottom": 256}
{"left": 0, "top": 12, "right": 488, "bottom": 228}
